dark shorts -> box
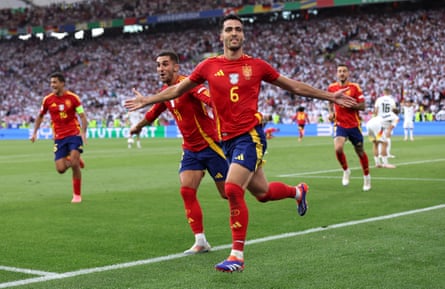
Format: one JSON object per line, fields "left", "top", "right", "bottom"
{"left": 334, "top": 125, "right": 364, "bottom": 146}
{"left": 180, "top": 146, "right": 228, "bottom": 182}
{"left": 54, "top": 135, "right": 84, "bottom": 161}
{"left": 222, "top": 125, "right": 266, "bottom": 172}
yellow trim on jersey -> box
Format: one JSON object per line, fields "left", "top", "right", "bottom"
{"left": 193, "top": 115, "right": 226, "bottom": 159}
{"left": 248, "top": 127, "right": 265, "bottom": 170}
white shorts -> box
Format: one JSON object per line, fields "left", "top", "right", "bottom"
{"left": 366, "top": 118, "right": 386, "bottom": 142}
{"left": 403, "top": 120, "right": 414, "bottom": 129}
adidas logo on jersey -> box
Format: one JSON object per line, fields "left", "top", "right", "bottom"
{"left": 214, "top": 70, "right": 224, "bottom": 77}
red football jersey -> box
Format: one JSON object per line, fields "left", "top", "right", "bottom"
{"left": 189, "top": 54, "right": 280, "bottom": 141}
{"left": 39, "top": 91, "right": 83, "bottom": 140}
{"left": 294, "top": 111, "right": 308, "bottom": 125}
{"left": 327, "top": 81, "right": 365, "bottom": 128}
{"left": 145, "top": 75, "right": 219, "bottom": 152}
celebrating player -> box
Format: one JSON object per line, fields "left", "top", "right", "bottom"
{"left": 130, "top": 51, "right": 228, "bottom": 255}
{"left": 328, "top": 64, "right": 371, "bottom": 191}
{"left": 30, "top": 72, "right": 87, "bottom": 203}
{"left": 292, "top": 106, "right": 309, "bottom": 142}
{"left": 125, "top": 15, "right": 356, "bottom": 272}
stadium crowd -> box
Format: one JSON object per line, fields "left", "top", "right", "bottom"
{"left": 1, "top": 1, "right": 444, "bottom": 129}
{"left": 0, "top": 0, "right": 257, "bottom": 29}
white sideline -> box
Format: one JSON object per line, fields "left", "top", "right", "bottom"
{"left": 277, "top": 158, "right": 445, "bottom": 177}
{"left": 0, "top": 204, "right": 444, "bottom": 288}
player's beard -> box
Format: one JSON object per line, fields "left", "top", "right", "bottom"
{"left": 227, "top": 38, "right": 243, "bottom": 52}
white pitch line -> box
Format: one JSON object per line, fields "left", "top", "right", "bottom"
{"left": 278, "top": 158, "right": 445, "bottom": 177}
{"left": 286, "top": 175, "right": 445, "bottom": 182}
{"left": 0, "top": 266, "right": 57, "bottom": 276}
{"left": 1, "top": 204, "right": 444, "bottom": 289}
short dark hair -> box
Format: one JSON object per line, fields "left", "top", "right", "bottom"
{"left": 157, "top": 51, "right": 179, "bottom": 64}
{"left": 50, "top": 72, "right": 65, "bottom": 82}
{"left": 220, "top": 14, "right": 243, "bottom": 30}
{"left": 337, "top": 63, "right": 349, "bottom": 70}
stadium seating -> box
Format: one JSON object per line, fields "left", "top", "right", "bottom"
{"left": 0, "top": 1, "right": 444, "bottom": 127}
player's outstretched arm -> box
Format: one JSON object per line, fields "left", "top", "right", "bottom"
{"left": 131, "top": 118, "right": 150, "bottom": 135}
{"left": 272, "top": 75, "right": 357, "bottom": 108}
{"left": 124, "top": 78, "right": 198, "bottom": 111}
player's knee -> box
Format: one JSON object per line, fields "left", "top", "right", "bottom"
{"left": 180, "top": 186, "right": 197, "bottom": 201}
{"left": 225, "top": 182, "right": 244, "bottom": 200}
{"left": 255, "top": 193, "right": 268, "bottom": 203}
{"left": 56, "top": 168, "right": 66, "bottom": 174}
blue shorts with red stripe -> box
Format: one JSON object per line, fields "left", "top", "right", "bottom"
{"left": 222, "top": 125, "right": 266, "bottom": 172}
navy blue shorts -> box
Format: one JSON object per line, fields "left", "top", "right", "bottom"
{"left": 54, "top": 135, "right": 84, "bottom": 161}
{"left": 334, "top": 125, "right": 364, "bottom": 146}
{"left": 222, "top": 125, "right": 266, "bottom": 172}
{"left": 180, "top": 146, "right": 228, "bottom": 182}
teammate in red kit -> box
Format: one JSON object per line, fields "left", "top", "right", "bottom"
{"left": 264, "top": 126, "right": 279, "bottom": 139}
{"left": 125, "top": 15, "right": 356, "bottom": 272}
{"left": 130, "top": 51, "right": 228, "bottom": 255}
{"left": 30, "top": 72, "right": 87, "bottom": 203}
{"left": 328, "top": 64, "right": 371, "bottom": 191}
{"left": 292, "top": 106, "right": 309, "bottom": 142}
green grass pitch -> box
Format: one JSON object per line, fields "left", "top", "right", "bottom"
{"left": 0, "top": 136, "right": 444, "bottom": 289}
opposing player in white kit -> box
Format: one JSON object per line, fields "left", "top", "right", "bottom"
{"left": 401, "top": 99, "right": 415, "bottom": 141}
{"left": 366, "top": 109, "right": 399, "bottom": 168}
{"left": 127, "top": 111, "right": 143, "bottom": 148}
{"left": 374, "top": 88, "right": 397, "bottom": 158}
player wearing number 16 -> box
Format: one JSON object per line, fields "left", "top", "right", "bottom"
{"left": 125, "top": 14, "right": 357, "bottom": 272}
{"left": 374, "top": 88, "right": 397, "bottom": 158}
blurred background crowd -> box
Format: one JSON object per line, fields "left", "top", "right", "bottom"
{"left": 1, "top": 0, "right": 444, "bottom": 129}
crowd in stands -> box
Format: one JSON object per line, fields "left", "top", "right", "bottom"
{"left": 1, "top": 1, "right": 444, "bottom": 129}
{"left": 0, "top": 0, "right": 259, "bottom": 29}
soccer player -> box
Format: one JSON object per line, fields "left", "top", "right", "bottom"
{"left": 30, "top": 72, "right": 88, "bottom": 203}
{"left": 328, "top": 64, "right": 371, "bottom": 191}
{"left": 130, "top": 51, "right": 228, "bottom": 255}
{"left": 126, "top": 111, "right": 143, "bottom": 149}
{"left": 292, "top": 106, "right": 309, "bottom": 142}
{"left": 366, "top": 109, "right": 399, "bottom": 168}
{"left": 264, "top": 126, "right": 279, "bottom": 139}
{"left": 374, "top": 88, "right": 396, "bottom": 158}
{"left": 125, "top": 15, "right": 356, "bottom": 272}
{"left": 401, "top": 98, "right": 415, "bottom": 141}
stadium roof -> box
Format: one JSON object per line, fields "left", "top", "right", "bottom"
{"left": 0, "top": 0, "right": 86, "bottom": 9}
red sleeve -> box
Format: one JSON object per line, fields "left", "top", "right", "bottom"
{"left": 144, "top": 102, "right": 167, "bottom": 123}
{"left": 191, "top": 84, "right": 211, "bottom": 105}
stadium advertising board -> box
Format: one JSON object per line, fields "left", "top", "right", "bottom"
{"left": 0, "top": 123, "right": 443, "bottom": 140}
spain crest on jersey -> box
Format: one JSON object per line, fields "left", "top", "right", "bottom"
{"left": 65, "top": 99, "right": 72, "bottom": 109}
{"left": 242, "top": 65, "right": 252, "bottom": 80}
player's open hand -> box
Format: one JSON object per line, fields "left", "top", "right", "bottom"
{"left": 124, "top": 88, "right": 146, "bottom": 111}
{"left": 332, "top": 87, "right": 356, "bottom": 108}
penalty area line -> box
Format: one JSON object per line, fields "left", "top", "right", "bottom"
{"left": 1, "top": 204, "right": 444, "bottom": 288}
